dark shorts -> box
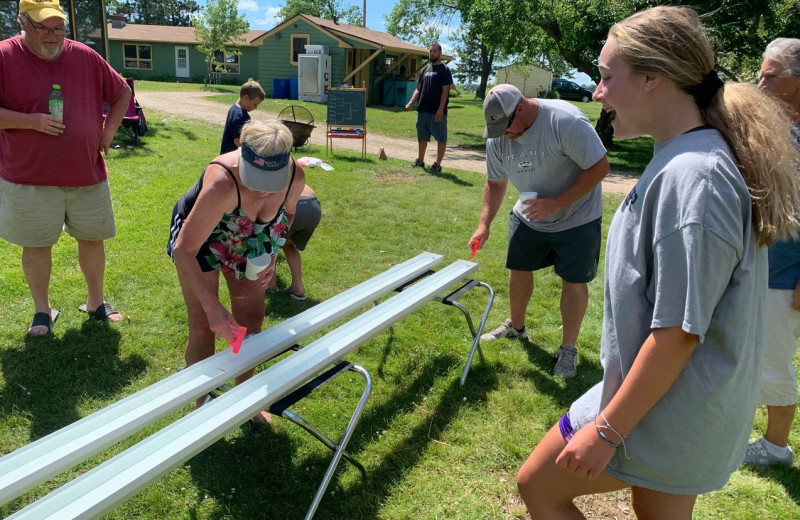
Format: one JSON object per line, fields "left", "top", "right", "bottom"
{"left": 416, "top": 111, "right": 447, "bottom": 143}
{"left": 167, "top": 203, "right": 215, "bottom": 272}
{"left": 287, "top": 195, "right": 321, "bottom": 250}
{"left": 506, "top": 212, "right": 601, "bottom": 283}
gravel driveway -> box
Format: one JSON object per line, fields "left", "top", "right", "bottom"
{"left": 135, "top": 91, "right": 638, "bottom": 195}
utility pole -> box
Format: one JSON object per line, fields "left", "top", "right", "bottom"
{"left": 363, "top": 0, "right": 366, "bottom": 27}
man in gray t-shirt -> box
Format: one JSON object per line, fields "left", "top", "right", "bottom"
{"left": 470, "top": 84, "right": 609, "bottom": 378}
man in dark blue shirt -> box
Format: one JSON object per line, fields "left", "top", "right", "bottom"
{"left": 405, "top": 43, "right": 453, "bottom": 173}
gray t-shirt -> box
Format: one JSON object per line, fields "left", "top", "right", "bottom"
{"left": 486, "top": 99, "right": 607, "bottom": 232}
{"left": 570, "top": 128, "right": 766, "bottom": 494}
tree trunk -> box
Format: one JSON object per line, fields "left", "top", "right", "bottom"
{"left": 476, "top": 43, "right": 493, "bottom": 100}
{"left": 595, "top": 108, "right": 614, "bottom": 149}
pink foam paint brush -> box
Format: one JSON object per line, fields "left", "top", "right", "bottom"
{"left": 228, "top": 325, "right": 247, "bottom": 354}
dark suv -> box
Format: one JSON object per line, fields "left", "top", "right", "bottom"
{"left": 551, "top": 78, "right": 594, "bottom": 102}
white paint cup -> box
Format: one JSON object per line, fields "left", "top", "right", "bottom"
{"left": 519, "top": 191, "right": 538, "bottom": 205}
{"left": 245, "top": 253, "right": 271, "bottom": 280}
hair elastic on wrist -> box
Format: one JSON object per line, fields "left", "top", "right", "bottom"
{"left": 597, "top": 412, "right": 631, "bottom": 459}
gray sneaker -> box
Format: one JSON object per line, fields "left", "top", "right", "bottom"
{"left": 480, "top": 318, "right": 527, "bottom": 341}
{"left": 743, "top": 438, "right": 793, "bottom": 467}
{"left": 553, "top": 345, "right": 578, "bottom": 378}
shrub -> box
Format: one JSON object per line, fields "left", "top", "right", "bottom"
{"left": 545, "top": 89, "right": 560, "bottom": 99}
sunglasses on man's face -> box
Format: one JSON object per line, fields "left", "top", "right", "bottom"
{"left": 506, "top": 104, "right": 519, "bottom": 130}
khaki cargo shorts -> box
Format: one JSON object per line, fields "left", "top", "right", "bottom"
{"left": 0, "top": 178, "right": 115, "bottom": 247}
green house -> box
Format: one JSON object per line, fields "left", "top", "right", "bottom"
{"left": 254, "top": 14, "right": 448, "bottom": 105}
{"left": 105, "top": 16, "right": 265, "bottom": 84}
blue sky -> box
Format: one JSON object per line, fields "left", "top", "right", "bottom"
{"left": 237, "top": 1, "right": 408, "bottom": 34}
{"left": 234, "top": 0, "right": 459, "bottom": 54}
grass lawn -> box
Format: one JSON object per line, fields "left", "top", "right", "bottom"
{"left": 0, "top": 109, "right": 797, "bottom": 519}
{"left": 135, "top": 80, "right": 653, "bottom": 173}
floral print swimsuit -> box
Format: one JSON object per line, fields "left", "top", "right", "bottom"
{"left": 168, "top": 161, "right": 295, "bottom": 279}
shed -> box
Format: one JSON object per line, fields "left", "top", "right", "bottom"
{"left": 495, "top": 63, "right": 553, "bottom": 98}
{"left": 253, "top": 14, "right": 451, "bottom": 105}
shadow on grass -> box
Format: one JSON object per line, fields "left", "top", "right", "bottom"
{"left": 265, "top": 285, "right": 320, "bottom": 320}
{"left": 451, "top": 131, "right": 486, "bottom": 151}
{"left": 184, "top": 353, "right": 493, "bottom": 519}
{"left": 519, "top": 338, "right": 604, "bottom": 409}
{"left": 0, "top": 320, "right": 146, "bottom": 440}
{"left": 316, "top": 358, "right": 498, "bottom": 520}
{"left": 747, "top": 465, "right": 800, "bottom": 508}
{"left": 426, "top": 167, "right": 474, "bottom": 187}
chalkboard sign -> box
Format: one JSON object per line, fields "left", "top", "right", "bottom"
{"left": 326, "top": 88, "right": 366, "bottom": 126}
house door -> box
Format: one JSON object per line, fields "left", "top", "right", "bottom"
{"left": 175, "top": 47, "right": 190, "bottom": 78}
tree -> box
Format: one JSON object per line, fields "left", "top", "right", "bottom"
{"left": 191, "top": 0, "right": 249, "bottom": 83}
{"left": 450, "top": 27, "right": 506, "bottom": 99}
{"left": 0, "top": 2, "right": 20, "bottom": 40}
{"left": 391, "top": 0, "right": 800, "bottom": 145}
{"left": 278, "top": 0, "right": 364, "bottom": 26}
{"left": 106, "top": 0, "right": 200, "bottom": 26}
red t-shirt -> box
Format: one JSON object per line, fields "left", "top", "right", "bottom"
{"left": 0, "top": 36, "right": 128, "bottom": 186}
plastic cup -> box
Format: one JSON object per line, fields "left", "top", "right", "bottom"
{"left": 519, "top": 191, "right": 538, "bottom": 203}
{"left": 245, "top": 253, "right": 270, "bottom": 280}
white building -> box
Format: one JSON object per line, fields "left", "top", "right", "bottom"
{"left": 495, "top": 63, "right": 553, "bottom": 98}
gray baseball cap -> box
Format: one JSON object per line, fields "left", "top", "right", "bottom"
{"left": 483, "top": 84, "right": 523, "bottom": 138}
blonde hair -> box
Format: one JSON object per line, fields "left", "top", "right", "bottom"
{"left": 239, "top": 120, "right": 292, "bottom": 157}
{"left": 610, "top": 6, "right": 800, "bottom": 245}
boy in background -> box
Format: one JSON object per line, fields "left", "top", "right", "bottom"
{"left": 220, "top": 80, "right": 265, "bottom": 153}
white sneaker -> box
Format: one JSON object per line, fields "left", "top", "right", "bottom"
{"left": 480, "top": 318, "right": 527, "bottom": 341}
{"left": 743, "top": 437, "right": 793, "bottom": 467}
{"left": 553, "top": 345, "right": 578, "bottom": 378}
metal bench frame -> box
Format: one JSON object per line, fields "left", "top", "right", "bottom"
{"left": 7, "top": 260, "right": 486, "bottom": 520}
{"left": 0, "top": 252, "right": 444, "bottom": 507}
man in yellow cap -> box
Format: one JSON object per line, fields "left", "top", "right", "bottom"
{"left": 0, "top": 0, "right": 131, "bottom": 334}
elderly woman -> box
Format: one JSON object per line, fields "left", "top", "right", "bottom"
{"left": 516, "top": 6, "right": 800, "bottom": 519}
{"left": 167, "top": 120, "right": 305, "bottom": 419}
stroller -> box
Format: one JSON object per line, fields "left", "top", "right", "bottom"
{"left": 117, "top": 77, "right": 148, "bottom": 144}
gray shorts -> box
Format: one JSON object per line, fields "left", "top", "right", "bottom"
{"left": 0, "top": 177, "right": 115, "bottom": 247}
{"left": 416, "top": 111, "right": 447, "bottom": 143}
{"left": 287, "top": 195, "right": 321, "bottom": 250}
{"left": 506, "top": 212, "right": 600, "bottom": 283}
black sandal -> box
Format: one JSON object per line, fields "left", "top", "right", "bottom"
{"left": 78, "top": 302, "right": 121, "bottom": 321}
{"left": 28, "top": 309, "right": 59, "bottom": 335}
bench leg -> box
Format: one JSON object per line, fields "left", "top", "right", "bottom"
{"left": 438, "top": 281, "right": 495, "bottom": 386}
{"left": 284, "top": 363, "right": 371, "bottom": 520}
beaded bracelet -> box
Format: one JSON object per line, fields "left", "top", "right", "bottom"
{"left": 596, "top": 428, "right": 621, "bottom": 449}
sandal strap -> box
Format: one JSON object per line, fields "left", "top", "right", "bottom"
{"left": 93, "top": 302, "right": 120, "bottom": 321}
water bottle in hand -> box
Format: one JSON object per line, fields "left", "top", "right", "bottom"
{"left": 49, "top": 84, "right": 63, "bottom": 122}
